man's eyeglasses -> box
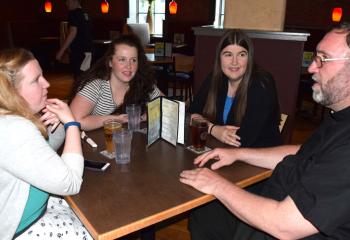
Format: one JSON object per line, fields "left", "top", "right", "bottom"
{"left": 312, "top": 53, "right": 350, "bottom": 68}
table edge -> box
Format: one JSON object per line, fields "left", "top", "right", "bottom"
{"left": 66, "top": 169, "right": 272, "bottom": 240}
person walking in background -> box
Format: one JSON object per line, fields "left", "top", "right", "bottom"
{"left": 69, "top": 34, "right": 163, "bottom": 131}
{"left": 189, "top": 30, "right": 282, "bottom": 148}
{"left": 0, "top": 48, "right": 91, "bottom": 240}
{"left": 180, "top": 22, "right": 350, "bottom": 239}
{"left": 56, "top": 0, "right": 93, "bottom": 79}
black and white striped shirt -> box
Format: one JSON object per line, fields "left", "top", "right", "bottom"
{"left": 78, "top": 79, "right": 161, "bottom": 115}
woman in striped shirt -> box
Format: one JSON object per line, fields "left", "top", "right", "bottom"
{"left": 70, "top": 34, "right": 162, "bottom": 130}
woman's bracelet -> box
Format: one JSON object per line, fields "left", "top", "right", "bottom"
{"left": 64, "top": 121, "right": 81, "bottom": 131}
{"left": 209, "top": 124, "right": 216, "bottom": 135}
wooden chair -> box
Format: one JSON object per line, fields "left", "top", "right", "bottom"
{"left": 168, "top": 54, "right": 195, "bottom": 104}
{"left": 279, "top": 113, "right": 288, "bottom": 133}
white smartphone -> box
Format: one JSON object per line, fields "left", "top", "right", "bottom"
{"left": 84, "top": 160, "right": 110, "bottom": 172}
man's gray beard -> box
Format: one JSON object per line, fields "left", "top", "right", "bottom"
{"left": 312, "top": 83, "right": 332, "bottom": 106}
{"left": 312, "top": 64, "right": 350, "bottom": 107}
{"left": 312, "top": 89, "right": 325, "bottom": 104}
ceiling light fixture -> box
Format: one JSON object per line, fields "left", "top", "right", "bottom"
{"left": 332, "top": 7, "right": 342, "bottom": 22}
{"left": 169, "top": 0, "right": 177, "bottom": 15}
{"left": 44, "top": 0, "right": 52, "bottom": 13}
{"left": 101, "top": 0, "right": 109, "bottom": 14}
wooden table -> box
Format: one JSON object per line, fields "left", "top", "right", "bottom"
{"left": 146, "top": 53, "right": 174, "bottom": 65}
{"left": 40, "top": 36, "right": 59, "bottom": 41}
{"left": 93, "top": 39, "right": 112, "bottom": 45}
{"left": 65, "top": 130, "right": 272, "bottom": 240}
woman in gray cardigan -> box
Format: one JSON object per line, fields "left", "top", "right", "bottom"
{"left": 0, "top": 48, "right": 91, "bottom": 239}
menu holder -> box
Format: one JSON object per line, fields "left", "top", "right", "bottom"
{"left": 146, "top": 97, "right": 185, "bottom": 147}
{"left": 154, "top": 42, "right": 165, "bottom": 57}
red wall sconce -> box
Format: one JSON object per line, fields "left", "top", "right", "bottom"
{"left": 44, "top": 0, "right": 52, "bottom": 13}
{"left": 101, "top": 0, "right": 109, "bottom": 14}
{"left": 169, "top": 0, "right": 177, "bottom": 15}
{"left": 332, "top": 7, "right": 342, "bottom": 22}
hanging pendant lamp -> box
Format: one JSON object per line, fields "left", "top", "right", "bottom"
{"left": 101, "top": 0, "right": 109, "bottom": 14}
{"left": 44, "top": 0, "right": 52, "bottom": 13}
{"left": 169, "top": 0, "right": 177, "bottom": 15}
{"left": 332, "top": 7, "right": 342, "bottom": 22}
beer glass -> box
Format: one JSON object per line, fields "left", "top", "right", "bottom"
{"left": 103, "top": 119, "right": 122, "bottom": 154}
{"left": 190, "top": 118, "right": 208, "bottom": 151}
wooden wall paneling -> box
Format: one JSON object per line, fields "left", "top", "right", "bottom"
{"left": 285, "top": 0, "right": 350, "bottom": 29}
{"left": 0, "top": 1, "right": 40, "bottom": 49}
{"left": 0, "top": 0, "right": 129, "bottom": 52}
{"left": 0, "top": 24, "right": 8, "bottom": 49}
{"left": 0, "top": 1, "right": 39, "bottom": 21}
{"left": 165, "top": 0, "right": 214, "bottom": 22}
{"left": 75, "top": 0, "right": 129, "bottom": 39}
{"left": 193, "top": 35, "right": 219, "bottom": 92}
{"left": 164, "top": 0, "right": 215, "bottom": 54}
{"left": 224, "top": 0, "right": 286, "bottom": 31}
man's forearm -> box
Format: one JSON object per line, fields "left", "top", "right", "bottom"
{"left": 57, "top": 27, "right": 77, "bottom": 58}
{"left": 213, "top": 179, "right": 317, "bottom": 239}
{"left": 237, "top": 145, "right": 301, "bottom": 169}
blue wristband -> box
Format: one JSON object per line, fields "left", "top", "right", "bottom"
{"left": 64, "top": 121, "right": 81, "bottom": 131}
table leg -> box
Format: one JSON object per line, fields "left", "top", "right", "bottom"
{"left": 140, "top": 225, "right": 155, "bottom": 240}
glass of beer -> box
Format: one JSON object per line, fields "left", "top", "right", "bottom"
{"left": 190, "top": 118, "right": 209, "bottom": 151}
{"left": 103, "top": 119, "right": 122, "bottom": 154}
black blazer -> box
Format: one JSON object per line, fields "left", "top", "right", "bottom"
{"left": 189, "top": 70, "right": 282, "bottom": 147}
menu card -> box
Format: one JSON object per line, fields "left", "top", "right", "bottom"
{"left": 146, "top": 97, "right": 185, "bottom": 147}
{"left": 164, "top": 42, "right": 172, "bottom": 57}
{"left": 154, "top": 42, "right": 165, "bottom": 56}
{"left": 302, "top": 51, "right": 313, "bottom": 67}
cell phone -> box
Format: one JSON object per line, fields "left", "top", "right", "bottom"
{"left": 84, "top": 160, "right": 110, "bottom": 172}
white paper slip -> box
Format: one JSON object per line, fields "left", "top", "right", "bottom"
{"left": 100, "top": 150, "right": 115, "bottom": 159}
{"left": 81, "top": 131, "right": 98, "bottom": 148}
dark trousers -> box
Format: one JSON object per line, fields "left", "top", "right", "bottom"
{"left": 69, "top": 51, "right": 85, "bottom": 80}
{"left": 189, "top": 200, "right": 274, "bottom": 240}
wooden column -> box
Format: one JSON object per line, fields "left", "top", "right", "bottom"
{"left": 224, "top": 0, "right": 286, "bottom": 31}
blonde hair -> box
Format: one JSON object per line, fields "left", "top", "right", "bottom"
{"left": 0, "top": 48, "right": 47, "bottom": 137}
